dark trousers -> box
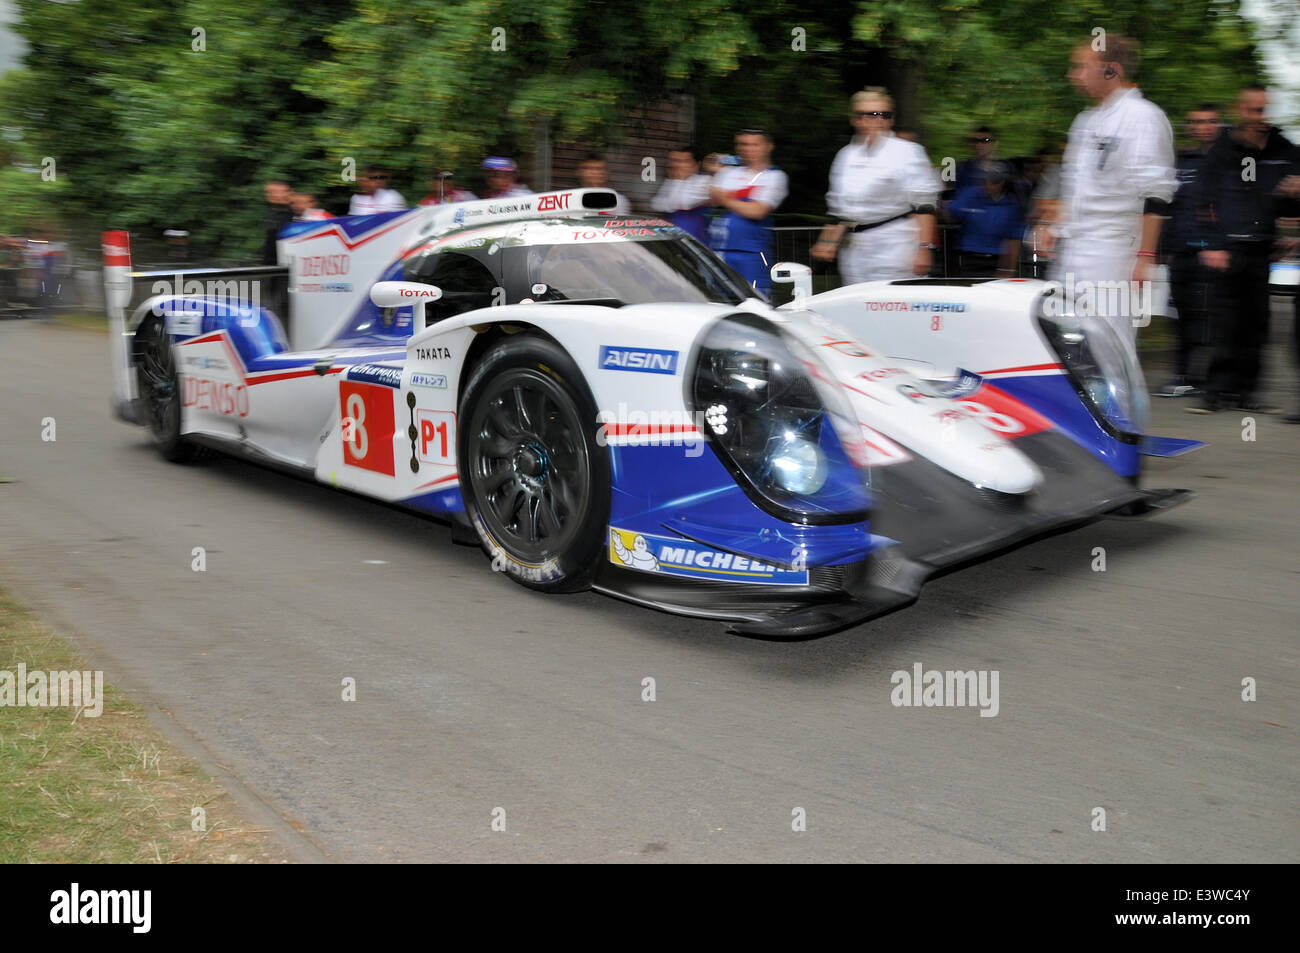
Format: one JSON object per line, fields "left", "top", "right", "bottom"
{"left": 1168, "top": 251, "right": 1212, "bottom": 383}
{"left": 1206, "top": 243, "right": 1271, "bottom": 400}
{"left": 1294, "top": 285, "right": 1300, "bottom": 370}
{"left": 958, "top": 252, "right": 999, "bottom": 278}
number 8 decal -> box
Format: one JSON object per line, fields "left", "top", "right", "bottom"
{"left": 339, "top": 380, "right": 396, "bottom": 476}
{"left": 344, "top": 392, "right": 368, "bottom": 460}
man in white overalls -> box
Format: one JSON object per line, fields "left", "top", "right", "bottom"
{"left": 1048, "top": 35, "right": 1175, "bottom": 353}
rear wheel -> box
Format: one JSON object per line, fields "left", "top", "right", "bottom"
{"left": 134, "top": 314, "right": 204, "bottom": 463}
{"left": 458, "top": 335, "right": 609, "bottom": 592}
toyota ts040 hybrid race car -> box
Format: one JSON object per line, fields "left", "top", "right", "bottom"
{"left": 103, "top": 188, "right": 1197, "bottom": 637}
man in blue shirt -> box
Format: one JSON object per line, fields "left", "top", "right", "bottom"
{"left": 955, "top": 126, "right": 1001, "bottom": 194}
{"left": 707, "top": 128, "right": 789, "bottom": 294}
{"left": 948, "top": 164, "right": 1025, "bottom": 277}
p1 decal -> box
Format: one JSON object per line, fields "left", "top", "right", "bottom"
{"left": 340, "top": 380, "right": 396, "bottom": 475}
{"left": 416, "top": 410, "right": 456, "bottom": 465}
{"left": 609, "top": 528, "right": 808, "bottom": 586}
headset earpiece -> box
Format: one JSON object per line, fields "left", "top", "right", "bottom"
{"left": 1103, "top": 65, "right": 1117, "bottom": 79}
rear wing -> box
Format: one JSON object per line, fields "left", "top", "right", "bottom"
{"left": 416, "top": 188, "right": 619, "bottom": 239}
{"left": 102, "top": 230, "right": 137, "bottom": 422}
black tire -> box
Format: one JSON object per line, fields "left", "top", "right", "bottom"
{"left": 134, "top": 314, "right": 204, "bottom": 463}
{"left": 458, "top": 334, "right": 610, "bottom": 592}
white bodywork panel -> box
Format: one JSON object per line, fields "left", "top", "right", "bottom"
{"left": 798, "top": 279, "right": 1061, "bottom": 383}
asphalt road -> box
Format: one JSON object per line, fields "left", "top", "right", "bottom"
{"left": 1, "top": 316, "right": 1297, "bottom": 863}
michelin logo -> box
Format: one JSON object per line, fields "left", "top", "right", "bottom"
{"left": 599, "top": 346, "right": 678, "bottom": 375}
{"left": 608, "top": 528, "right": 808, "bottom": 585}
{"left": 611, "top": 532, "right": 660, "bottom": 571}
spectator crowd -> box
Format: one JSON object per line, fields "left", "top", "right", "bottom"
{"left": 252, "top": 34, "right": 1299, "bottom": 419}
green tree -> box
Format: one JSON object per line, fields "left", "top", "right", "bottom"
{"left": 298, "top": 0, "right": 758, "bottom": 195}
{"left": 691, "top": 0, "right": 1270, "bottom": 215}
{"left": 0, "top": 72, "right": 66, "bottom": 234}
{"left": 1, "top": 0, "right": 1275, "bottom": 255}
{"left": 852, "top": 0, "right": 1267, "bottom": 162}
{"left": 7, "top": 0, "right": 350, "bottom": 261}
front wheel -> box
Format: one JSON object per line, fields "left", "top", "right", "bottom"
{"left": 134, "top": 314, "right": 204, "bottom": 463}
{"left": 457, "top": 335, "right": 610, "bottom": 592}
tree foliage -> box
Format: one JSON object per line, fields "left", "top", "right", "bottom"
{"left": 0, "top": 0, "right": 1279, "bottom": 258}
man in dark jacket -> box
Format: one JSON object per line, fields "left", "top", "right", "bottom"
{"left": 1156, "top": 104, "right": 1220, "bottom": 398}
{"left": 1189, "top": 86, "right": 1299, "bottom": 413}
{"left": 261, "top": 179, "right": 293, "bottom": 266}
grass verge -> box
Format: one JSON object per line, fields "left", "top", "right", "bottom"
{"left": 0, "top": 586, "right": 293, "bottom": 863}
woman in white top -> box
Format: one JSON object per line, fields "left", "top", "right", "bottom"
{"left": 813, "top": 88, "right": 942, "bottom": 284}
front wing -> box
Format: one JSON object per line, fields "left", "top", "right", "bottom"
{"left": 593, "top": 428, "right": 1190, "bottom": 638}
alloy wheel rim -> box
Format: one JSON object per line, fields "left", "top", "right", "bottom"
{"left": 469, "top": 369, "right": 590, "bottom": 562}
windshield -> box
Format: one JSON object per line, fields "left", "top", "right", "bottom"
{"left": 508, "top": 228, "right": 755, "bottom": 306}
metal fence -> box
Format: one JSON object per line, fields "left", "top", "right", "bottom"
{"left": 770, "top": 223, "right": 1052, "bottom": 283}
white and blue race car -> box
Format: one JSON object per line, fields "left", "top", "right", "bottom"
{"left": 103, "top": 189, "right": 1194, "bottom": 636}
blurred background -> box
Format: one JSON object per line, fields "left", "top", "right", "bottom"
{"left": 0, "top": 0, "right": 1296, "bottom": 291}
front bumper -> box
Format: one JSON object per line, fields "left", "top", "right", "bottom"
{"left": 594, "top": 430, "right": 1192, "bottom": 638}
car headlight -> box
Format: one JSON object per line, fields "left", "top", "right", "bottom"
{"left": 689, "top": 314, "right": 870, "bottom": 524}
{"left": 1037, "top": 292, "right": 1149, "bottom": 435}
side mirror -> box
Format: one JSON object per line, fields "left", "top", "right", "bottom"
{"left": 370, "top": 281, "right": 443, "bottom": 331}
{"left": 770, "top": 261, "right": 813, "bottom": 306}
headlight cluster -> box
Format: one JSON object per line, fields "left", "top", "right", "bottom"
{"left": 1037, "top": 295, "right": 1149, "bottom": 435}
{"left": 690, "top": 314, "right": 869, "bottom": 524}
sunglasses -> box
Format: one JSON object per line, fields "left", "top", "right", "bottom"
{"left": 854, "top": 111, "right": 893, "bottom": 119}
{"left": 968, "top": 136, "right": 995, "bottom": 143}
